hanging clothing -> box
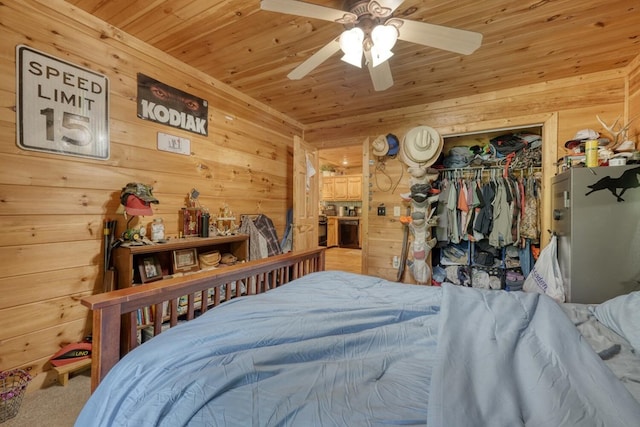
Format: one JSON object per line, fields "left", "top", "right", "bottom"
{"left": 239, "top": 216, "right": 269, "bottom": 260}
{"left": 253, "top": 215, "right": 282, "bottom": 257}
{"left": 447, "top": 180, "right": 460, "bottom": 244}
{"left": 280, "top": 208, "right": 293, "bottom": 253}
{"left": 475, "top": 180, "right": 495, "bottom": 236}
{"left": 239, "top": 214, "right": 282, "bottom": 260}
{"left": 488, "top": 178, "right": 513, "bottom": 248}
{"left": 520, "top": 176, "right": 540, "bottom": 242}
{"left": 435, "top": 179, "right": 450, "bottom": 243}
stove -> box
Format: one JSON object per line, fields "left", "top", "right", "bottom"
{"left": 318, "top": 215, "right": 327, "bottom": 246}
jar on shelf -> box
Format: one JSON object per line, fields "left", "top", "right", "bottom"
{"left": 151, "top": 218, "right": 165, "bottom": 241}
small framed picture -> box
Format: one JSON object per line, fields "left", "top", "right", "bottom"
{"left": 172, "top": 248, "right": 200, "bottom": 273}
{"left": 138, "top": 256, "right": 163, "bottom": 283}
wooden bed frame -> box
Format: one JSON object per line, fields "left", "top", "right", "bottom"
{"left": 81, "top": 248, "right": 326, "bottom": 392}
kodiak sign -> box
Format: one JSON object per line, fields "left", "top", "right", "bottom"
{"left": 137, "top": 73, "right": 208, "bottom": 136}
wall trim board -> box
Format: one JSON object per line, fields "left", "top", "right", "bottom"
{"left": 303, "top": 68, "right": 627, "bottom": 147}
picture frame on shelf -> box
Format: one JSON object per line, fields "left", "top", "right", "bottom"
{"left": 172, "top": 248, "right": 200, "bottom": 273}
{"left": 138, "top": 255, "right": 163, "bottom": 283}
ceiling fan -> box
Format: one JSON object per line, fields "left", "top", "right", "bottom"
{"left": 260, "top": 0, "right": 483, "bottom": 91}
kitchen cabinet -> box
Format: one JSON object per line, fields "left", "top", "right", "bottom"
{"left": 327, "top": 217, "right": 338, "bottom": 247}
{"left": 323, "top": 175, "right": 362, "bottom": 201}
{"left": 333, "top": 177, "right": 348, "bottom": 199}
{"left": 347, "top": 175, "right": 362, "bottom": 200}
{"left": 322, "top": 177, "right": 334, "bottom": 200}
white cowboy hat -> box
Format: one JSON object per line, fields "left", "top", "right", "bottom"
{"left": 400, "top": 125, "right": 443, "bottom": 168}
{"left": 372, "top": 135, "right": 389, "bottom": 157}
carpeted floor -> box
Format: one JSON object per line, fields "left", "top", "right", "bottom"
{"left": 2, "top": 371, "right": 90, "bottom": 427}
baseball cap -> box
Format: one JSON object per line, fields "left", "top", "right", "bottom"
{"left": 123, "top": 194, "right": 153, "bottom": 216}
{"left": 120, "top": 182, "right": 159, "bottom": 205}
{"left": 386, "top": 134, "right": 400, "bottom": 156}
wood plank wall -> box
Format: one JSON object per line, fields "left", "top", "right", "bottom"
{"left": 628, "top": 54, "right": 640, "bottom": 135}
{"left": 0, "top": 0, "right": 302, "bottom": 388}
{"left": 304, "top": 67, "right": 638, "bottom": 282}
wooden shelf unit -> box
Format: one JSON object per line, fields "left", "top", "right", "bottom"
{"left": 112, "top": 235, "right": 249, "bottom": 354}
{"left": 113, "top": 235, "right": 249, "bottom": 289}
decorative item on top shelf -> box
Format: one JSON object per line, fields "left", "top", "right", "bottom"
{"left": 320, "top": 164, "right": 336, "bottom": 177}
{"left": 172, "top": 248, "right": 199, "bottom": 273}
{"left": 181, "top": 188, "right": 202, "bottom": 237}
{"left": 212, "top": 203, "right": 238, "bottom": 236}
{"left": 595, "top": 115, "right": 636, "bottom": 152}
{"left": 181, "top": 207, "right": 202, "bottom": 237}
{"left": 151, "top": 218, "right": 165, "bottom": 242}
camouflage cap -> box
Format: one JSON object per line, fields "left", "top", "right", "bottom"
{"left": 120, "top": 182, "right": 159, "bottom": 206}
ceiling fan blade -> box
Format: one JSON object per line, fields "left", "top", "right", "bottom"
{"left": 397, "top": 19, "right": 482, "bottom": 55}
{"left": 365, "top": 50, "right": 393, "bottom": 91}
{"left": 288, "top": 38, "right": 341, "bottom": 80}
{"left": 260, "top": 0, "right": 354, "bottom": 23}
{"left": 376, "top": 0, "right": 406, "bottom": 14}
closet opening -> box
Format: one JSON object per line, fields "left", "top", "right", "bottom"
{"left": 429, "top": 124, "right": 546, "bottom": 289}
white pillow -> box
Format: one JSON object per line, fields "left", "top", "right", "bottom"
{"left": 591, "top": 291, "right": 640, "bottom": 352}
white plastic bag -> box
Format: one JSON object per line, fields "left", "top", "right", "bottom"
{"left": 523, "top": 235, "right": 565, "bottom": 302}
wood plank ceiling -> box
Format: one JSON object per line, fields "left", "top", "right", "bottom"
{"left": 69, "top": 0, "right": 640, "bottom": 129}
{"left": 69, "top": 0, "right": 639, "bottom": 167}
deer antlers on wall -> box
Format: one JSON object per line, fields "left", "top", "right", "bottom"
{"left": 596, "top": 115, "right": 636, "bottom": 151}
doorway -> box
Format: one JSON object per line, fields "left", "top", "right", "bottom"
{"left": 318, "top": 144, "right": 365, "bottom": 273}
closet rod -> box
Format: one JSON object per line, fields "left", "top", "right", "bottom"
{"left": 437, "top": 165, "right": 542, "bottom": 172}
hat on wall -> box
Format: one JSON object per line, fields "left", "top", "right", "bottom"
{"left": 372, "top": 135, "right": 389, "bottom": 157}
{"left": 119, "top": 182, "right": 159, "bottom": 216}
{"left": 400, "top": 125, "right": 443, "bottom": 168}
{"left": 386, "top": 134, "right": 400, "bottom": 156}
{"left": 123, "top": 194, "right": 154, "bottom": 216}
{"left": 120, "top": 182, "right": 159, "bottom": 205}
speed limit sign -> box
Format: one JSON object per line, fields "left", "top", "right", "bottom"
{"left": 16, "top": 45, "right": 110, "bottom": 160}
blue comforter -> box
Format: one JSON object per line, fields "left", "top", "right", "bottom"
{"left": 76, "top": 271, "right": 640, "bottom": 426}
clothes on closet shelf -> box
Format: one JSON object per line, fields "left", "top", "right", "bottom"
{"left": 438, "top": 133, "right": 542, "bottom": 170}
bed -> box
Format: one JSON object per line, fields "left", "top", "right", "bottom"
{"left": 78, "top": 250, "right": 640, "bottom": 426}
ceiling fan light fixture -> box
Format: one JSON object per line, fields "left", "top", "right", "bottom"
{"left": 339, "top": 27, "right": 365, "bottom": 68}
{"left": 370, "top": 24, "right": 398, "bottom": 66}
{"left": 371, "top": 24, "right": 398, "bottom": 51}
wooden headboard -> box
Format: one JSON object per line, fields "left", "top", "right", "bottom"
{"left": 81, "top": 248, "right": 326, "bottom": 391}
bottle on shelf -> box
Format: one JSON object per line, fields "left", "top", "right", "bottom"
{"left": 151, "top": 218, "right": 165, "bottom": 241}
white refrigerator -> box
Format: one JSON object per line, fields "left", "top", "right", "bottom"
{"left": 551, "top": 165, "right": 640, "bottom": 303}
